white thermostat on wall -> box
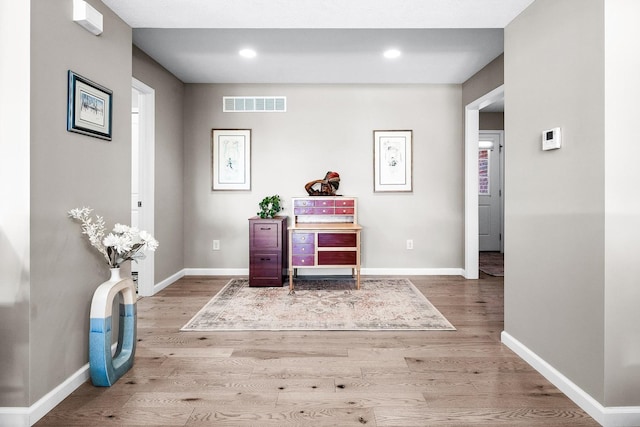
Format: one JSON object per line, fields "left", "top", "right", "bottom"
{"left": 542, "top": 127, "right": 562, "bottom": 151}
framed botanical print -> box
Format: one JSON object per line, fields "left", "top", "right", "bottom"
{"left": 373, "top": 130, "right": 413, "bottom": 192}
{"left": 211, "top": 129, "right": 251, "bottom": 190}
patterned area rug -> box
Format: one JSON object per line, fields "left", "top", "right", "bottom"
{"left": 181, "top": 278, "right": 455, "bottom": 331}
{"left": 479, "top": 251, "right": 504, "bottom": 276}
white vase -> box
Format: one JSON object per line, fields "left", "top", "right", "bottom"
{"left": 109, "top": 267, "right": 121, "bottom": 282}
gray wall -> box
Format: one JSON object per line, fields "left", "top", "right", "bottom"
{"left": 602, "top": 0, "right": 640, "bottom": 406}
{"left": 479, "top": 112, "right": 504, "bottom": 130}
{"left": 27, "top": 0, "right": 132, "bottom": 405}
{"left": 0, "top": 0, "right": 30, "bottom": 409}
{"left": 505, "top": 0, "right": 606, "bottom": 403}
{"left": 132, "top": 46, "right": 185, "bottom": 283}
{"left": 462, "top": 54, "right": 504, "bottom": 107}
{"left": 183, "top": 84, "right": 464, "bottom": 271}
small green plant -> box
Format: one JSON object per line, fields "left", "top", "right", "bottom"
{"left": 257, "top": 195, "right": 283, "bottom": 218}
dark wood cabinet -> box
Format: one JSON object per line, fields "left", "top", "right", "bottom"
{"left": 249, "top": 216, "right": 288, "bottom": 287}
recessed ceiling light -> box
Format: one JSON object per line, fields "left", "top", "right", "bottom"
{"left": 239, "top": 48, "right": 257, "bottom": 58}
{"left": 383, "top": 49, "right": 402, "bottom": 59}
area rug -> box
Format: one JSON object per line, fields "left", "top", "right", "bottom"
{"left": 181, "top": 278, "right": 455, "bottom": 331}
{"left": 479, "top": 251, "right": 504, "bottom": 276}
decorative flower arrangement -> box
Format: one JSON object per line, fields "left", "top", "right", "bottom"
{"left": 68, "top": 207, "right": 159, "bottom": 268}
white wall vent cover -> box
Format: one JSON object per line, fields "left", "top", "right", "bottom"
{"left": 223, "top": 96, "right": 286, "bottom": 112}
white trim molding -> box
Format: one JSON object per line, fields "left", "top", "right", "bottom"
{"left": 131, "top": 78, "right": 156, "bottom": 297}
{"left": 362, "top": 268, "right": 464, "bottom": 276}
{"left": 502, "top": 331, "right": 640, "bottom": 427}
{"left": 464, "top": 84, "right": 504, "bottom": 279}
{"left": 154, "top": 269, "right": 185, "bottom": 294}
{"left": 0, "top": 364, "right": 90, "bottom": 427}
{"left": 183, "top": 268, "right": 465, "bottom": 277}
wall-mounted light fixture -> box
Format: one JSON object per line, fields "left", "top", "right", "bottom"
{"left": 73, "top": 0, "right": 103, "bottom": 36}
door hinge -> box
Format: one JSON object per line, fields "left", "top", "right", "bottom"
{"left": 138, "top": 201, "right": 142, "bottom": 207}
{"left": 499, "top": 190, "right": 502, "bottom": 197}
{"left": 499, "top": 233, "right": 502, "bottom": 241}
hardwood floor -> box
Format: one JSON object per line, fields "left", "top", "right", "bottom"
{"left": 35, "top": 274, "right": 598, "bottom": 426}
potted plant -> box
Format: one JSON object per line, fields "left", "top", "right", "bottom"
{"left": 257, "top": 195, "right": 283, "bottom": 218}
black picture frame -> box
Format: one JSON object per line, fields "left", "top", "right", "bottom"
{"left": 67, "top": 70, "right": 113, "bottom": 140}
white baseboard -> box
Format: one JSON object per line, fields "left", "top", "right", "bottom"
{"left": 501, "top": 331, "right": 640, "bottom": 427}
{"left": 183, "top": 268, "right": 464, "bottom": 277}
{"left": 0, "top": 364, "right": 90, "bottom": 427}
{"left": 154, "top": 269, "right": 185, "bottom": 293}
{"left": 362, "top": 267, "right": 464, "bottom": 276}
{"left": 184, "top": 268, "right": 248, "bottom": 276}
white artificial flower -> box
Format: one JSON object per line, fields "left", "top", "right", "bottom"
{"left": 69, "top": 207, "right": 159, "bottom": 268}
{"left": 113, "top": 223, "right": 130, "bottom": 234}
{"left": 103, "top": 233, "right": 133, "bottom": 254}
{"left": 139, "top": 230, "right": 159, "bottom": 251}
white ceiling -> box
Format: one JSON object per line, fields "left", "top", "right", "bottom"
{"left": 103, "top": 0, "right": 534, "bottom": 85}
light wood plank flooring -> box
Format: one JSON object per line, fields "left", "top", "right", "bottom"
{"left": 35, "top": 274, "right": 598, "bottom": 426}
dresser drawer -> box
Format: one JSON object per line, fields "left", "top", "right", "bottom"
{"left": 318, "top": 251, "right": 357, "bottom": 265}
{"left": 311, "top": 207, "right": 334, "bottom": 215}
{"left": 335, "top": 207, "right": 354, "bottom": 215}
{"left": 335, "top": 199, "right": 355, "bottom": 207}
{"left": 294, "top": 199, "right": 314, "bottom": 207}
{"left": 292, "top": 243, "right": 314, "bottom": 255}
{"left": 318, "top": 233, "right": 357, "bottom": 247}
{"left": 314, "top": 199, "right": 335, "bottom": 207}
{"left": 292, "top": 255, "right": 315, "bottom": 266}
{"left": 294, "top": 207, "right": 314, "bottom": 215}
{"left": 292, "top": 233, "right": 314, "bottom": 244}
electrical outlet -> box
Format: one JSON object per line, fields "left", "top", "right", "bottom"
{"left": 212, "top": 240, "right": 220, "bottom": 251}
{"left": 406, "top": 239, "right": 413, "bottom": 250}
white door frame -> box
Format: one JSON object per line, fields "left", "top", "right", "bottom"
{"left": 132, "top": 77, "right": 156, "bottom": 296}
{"left": 464, "top": 85, "right": 504, "bottom": 279}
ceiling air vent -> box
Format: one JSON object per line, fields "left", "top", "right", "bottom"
{"left": 223, "top": 96, "right": 287, "bottom": 113}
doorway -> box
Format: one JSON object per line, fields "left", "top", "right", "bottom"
{"left": 464, "top": 85, "right": 504, "bottom": 279}
{"left": 131, "top": 78, "right": 156, "bottom": 296}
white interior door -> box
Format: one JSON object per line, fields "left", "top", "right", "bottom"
{"left": 132, "top": 78, "right": 155, "bottom": 296}
{"left": 478, "top": 131, "right": 503, "bottom": 252}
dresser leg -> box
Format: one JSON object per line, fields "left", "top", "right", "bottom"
{"left": 288, "top": 268, "right": 295, "bottom": 295}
